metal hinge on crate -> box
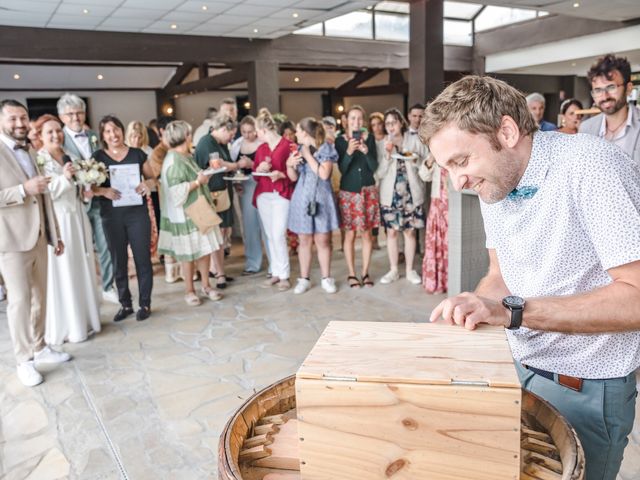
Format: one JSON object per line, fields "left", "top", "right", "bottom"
{"left": 322, "top": 374, "right": 358, "bottom": 382}
{"left": 450, "top": 379, "right": 490, "bottom": 387}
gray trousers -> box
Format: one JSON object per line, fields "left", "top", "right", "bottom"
{"left": 86, "top": 200, "right": 113, "bottom": 291}
{"left": 515, "top": 361, "right": 637, "bottom": 480}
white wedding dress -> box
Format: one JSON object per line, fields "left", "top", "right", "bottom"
{"left": 40, "top": 150, "right": 101, "bottom": 345}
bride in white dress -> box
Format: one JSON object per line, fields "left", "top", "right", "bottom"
{"left": 36, "top": 114, "right": 101, "bottom": 344}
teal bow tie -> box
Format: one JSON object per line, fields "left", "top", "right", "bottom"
{"left": 507, "top": 186, "right": 538, "bottom": 200}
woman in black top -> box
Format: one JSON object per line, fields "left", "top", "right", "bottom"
{"left": 194, "top": 113, "right": 246, "bottom": 289}
{"left": 93, "top": 115, "right": 154, "bottom": 322}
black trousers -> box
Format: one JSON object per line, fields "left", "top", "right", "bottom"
{"left": 102, "top": 206, "right": 153, "bottom": 309}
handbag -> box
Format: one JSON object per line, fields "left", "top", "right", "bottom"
{"left": 211, "top": 188, "right": 231, "bottom": 212}
{"left": 185, "top": 194, "right": 222, "bottom": 234}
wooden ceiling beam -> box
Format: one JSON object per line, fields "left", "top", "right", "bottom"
{"left": 163, "top": 66, "right": 249, "bottom": 96}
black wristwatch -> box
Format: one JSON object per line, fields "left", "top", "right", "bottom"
{"left": 502, "top": 295, "right": 525, "bottom": 330}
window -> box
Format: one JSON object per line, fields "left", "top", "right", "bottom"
{"left": 444, "top": 1, "right": 482, "bottom": 20}
{"left": 474, "top": 6, "right": 537, "bottom": 32}
{"left": 375, "top": 12, "right": 409, "bottom": 42}
{"left": 293, "top": 23, "right": 323, "bottom": 36}
{"left": 444, "top": 19, "right": 472, "bottom": 46}
{"left": 375, "top": 1, "right": 409, "bottom": 14}
{"left": 325, "top": 11, "right": 373, "bottom": 39}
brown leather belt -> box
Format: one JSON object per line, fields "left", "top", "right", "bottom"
{"left": 524, "top": 364, "right": 583, "bottom": 392}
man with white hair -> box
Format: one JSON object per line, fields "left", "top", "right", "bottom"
{"left": 526, "top": 92, "right": 557, "bottom": 131}
{"left": 57, "top": 93, "right": 117, "bottom": 304}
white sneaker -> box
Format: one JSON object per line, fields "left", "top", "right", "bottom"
{"left": 102, "top": 288, "right": 119, "bottom": 304}
{"left": 406, "top": 270, "right": 422, "bottom": 285}
{"left": 321, "top": 277, "right": 337, "bottom": 294}
{"left": 380, "top": 270, "right": 399, "bottom": 284}
{"left": 294, "top": 278, "right": 311, "bottom": 295}
{"left": 0, "top": 285, "right": 5, "bottom": 302}
{"left": 34, "top": 346, "right": 71, "bottom": 365}
{"left": 17, "top": 361, "right": 43, "bottom": 387}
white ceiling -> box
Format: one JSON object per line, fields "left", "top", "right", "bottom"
{"left": 0, "top": 63, "right": 177, "bottom": 89}
{"left": 455, "top": 0, "right": 640, "bottom": 22}
{"left": 0, "top": 0, "right": 377, "bottom": 39}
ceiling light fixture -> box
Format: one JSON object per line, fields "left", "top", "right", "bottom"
{"left": 253, "top": 28, "right": 259, "bottom": 33}
{"left": 572, "top": 2, "right": 579, "bottom": 7}
{"left": 13, "top": 74, "right": 20, "bottom": 80}
{"left": 244, "top": 101, "right": 251, "bottom": 109}
{"left": 202, "top": 5, "right": 208, "bottom": 11}
{"left": 292, "top": 12, "right": 299, "bottom": 18}
{"left": 97, "top": 74, "right": 104, "bottom": 80}
{"left": 293, "top": 76, "right": 300, "bottom": 83}
{"left": 171, "top": 24, "right": 178, "bottom": 29}
{"left": 337, "top": 105, "right": 344, "bottom": 113}
{"left": 166, "top": 106, "right": 174, "bottom": 115}
{"left": 83, "top": 8, "right": 89, "bottom": 14}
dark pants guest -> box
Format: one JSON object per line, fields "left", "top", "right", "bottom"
{"left": 102, "top": 205, "right": 153, "bottom": 311}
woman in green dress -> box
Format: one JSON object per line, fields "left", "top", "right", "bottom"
{"left": 157, "top": 121, "right": 223, "bottom": 306}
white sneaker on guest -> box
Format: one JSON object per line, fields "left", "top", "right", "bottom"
{"left": 0, "top": 285, "right": 5, "bottom": 302}
{"left": 380, "top": 269, "right": 399, "bottom": 284}
{"left": 294, "top": 278, "right": 311, "bottom": 295}
{"left": 17, "top": 361, "right": 43, "bottom": 387}
{"left": 102, "top": 288, "right": 119, "bottom": 304}
{"left": 321, "top": 277, "right": 337, "bottom": 294}
{"left": 34, "top": 346, "right": 71, "bottom": 365}
{"left": 406, "top": 270, "right": 422, "bottom": 285}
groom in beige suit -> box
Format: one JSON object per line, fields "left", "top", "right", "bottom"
{"left": 0, "top": 99, "right": 71, "bottom": 387}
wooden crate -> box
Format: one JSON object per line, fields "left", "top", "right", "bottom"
{"left": 295, "top": 321, "right": 521, "bottom": 480}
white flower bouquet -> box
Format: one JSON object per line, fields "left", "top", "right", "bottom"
{"left": 74, "top": 158, "right": 108, "bottom": 187}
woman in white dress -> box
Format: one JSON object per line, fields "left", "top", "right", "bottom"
{"left": 35, "top": 114, "right": 101, "bottom": 344}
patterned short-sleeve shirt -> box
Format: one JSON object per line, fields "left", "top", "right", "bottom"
{"left": 481, "top": 131, "right": 640, "bottom": 379}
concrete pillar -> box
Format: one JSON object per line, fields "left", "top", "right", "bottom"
{"left": 447, "top": 188, "right": 489, "bottom": 295}
{"left": 409, "top": 0, "right": 444, "bottom": 105}
{"left": 248, "top": 60, "right": 279, "bottom": 115}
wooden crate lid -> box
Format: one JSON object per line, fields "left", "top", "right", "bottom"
{"left": 297, "top": 321, "right": 519, "bottom": 388}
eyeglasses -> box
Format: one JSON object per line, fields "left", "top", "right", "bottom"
{"left": 384, "top": 121, "right": 399, "bottom": 127}
{"left": 62, "top": 111, "right": 85, "bottom": 118}
{"left": 591, "top": 84, "right": 624, "bottom": 97}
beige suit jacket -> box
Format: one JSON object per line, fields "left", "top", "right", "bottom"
{"left": 0, "top": 142, "right": 60, "bottom": 252}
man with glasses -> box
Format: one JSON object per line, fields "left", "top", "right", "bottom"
{"left": 580, "top": 54, "right": 640, "bottom": 163}
{"left": 57, "top": 93, "right": 117, "bottom": 304}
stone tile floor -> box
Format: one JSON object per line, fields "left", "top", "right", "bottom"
{"left": 0, "top": 245, "right": 639, "bottom": 479}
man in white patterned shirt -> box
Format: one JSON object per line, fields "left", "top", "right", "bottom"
{"left": 423, "top": 76, "right": 640, "bottom": 480}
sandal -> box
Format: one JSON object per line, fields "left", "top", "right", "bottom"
{"left": 201, "top": 287, "right": 222, "bottom": 301}
{"left": 184, "top": 292, "right": 201, "bottom": 306}
{"left": 215, "top": 274, "right": 227, "bottom": 290}
{"left": 348, "top": 275, "right": 361, "bottom": 288}
{"left": 362, "top": 273, "right": 374, "bottom": 288}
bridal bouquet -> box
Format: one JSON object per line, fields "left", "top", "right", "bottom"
{"left": 74, "top": 158, "right": 108, "bottom": 187}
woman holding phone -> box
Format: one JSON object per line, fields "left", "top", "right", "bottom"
{"left": 335, "top": 105, "right": 379, "bottom": 288}
{"left": 377, "top": 108, "right": 430, "bottom": 285}
{"left": 286, "top": 117, "right": 340, "bottom": 294}
{"left": 35, "top": 114, "right": 100, "bottom": 344}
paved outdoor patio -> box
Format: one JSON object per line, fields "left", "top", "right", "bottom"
{"left": 0, "top": 246, "right": 639, "bottom": 479}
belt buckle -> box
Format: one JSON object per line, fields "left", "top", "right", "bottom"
{"left": 558, "top": 374, "right": 583, "bottom": 392}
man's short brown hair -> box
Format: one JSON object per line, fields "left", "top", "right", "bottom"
{"left": 419, "top": 75, "right": 537, "bottom": 150}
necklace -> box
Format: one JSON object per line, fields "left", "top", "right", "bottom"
{"left": 606, "top": 111, "right": 628, "bottom": 135}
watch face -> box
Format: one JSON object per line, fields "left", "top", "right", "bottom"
{"left": 504, "top": 296, "right": 525, "bottom": 308}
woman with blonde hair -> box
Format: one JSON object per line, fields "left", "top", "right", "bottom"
{"left": 253, "top": 108, "right": 295, "bottom": 291}
{"left": 157, "top": 120, "right": 223, "bottom": 305}
{"left": 335, "top": 105, "right": 379, "bottom": 288}
{"left": 125, "top": 121, "right": 152, "bottom": 155}
{"left": 286, "top": 117, "right": 340, "bottom": 294}
{"left": 126, "top": 120, "right": 159, "bottom": 258}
